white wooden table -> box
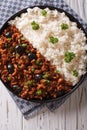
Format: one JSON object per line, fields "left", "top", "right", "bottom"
{"left": 0, "top": 0, "right": 87, "bottom": 130}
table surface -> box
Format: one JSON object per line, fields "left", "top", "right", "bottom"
{"left": 0, "top": 0, "right": 87, "bottom": 130}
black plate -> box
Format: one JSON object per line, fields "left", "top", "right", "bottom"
{"left": 0, "top": 6, "right": 87, "bottom": 103}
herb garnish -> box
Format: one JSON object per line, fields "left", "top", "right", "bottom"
{"left": 50, "top": 36, "right": 58, "bottom": 44}
{"left": 31, "top": 21, "right": 40, "bottom": 30}
{"left": 73, "top": 70, "right": 78, "bottom": 77}
{"left": 64, "top": 52, "right": 75, "bottom": 63}
{"left": 41, "top": 10, "right": 47, "bottom": 16}
{"left": 61, "top": 23, "right": 69, "bottom": 30}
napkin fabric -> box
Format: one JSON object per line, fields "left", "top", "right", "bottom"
{"left": 0, "top": 0, "right": 87, "bottom": 119}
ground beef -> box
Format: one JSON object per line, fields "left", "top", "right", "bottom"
{"left": 0, "top": 25, "right": 72, "bottom": 100}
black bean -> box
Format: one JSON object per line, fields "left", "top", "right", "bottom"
{"left": 15, "top": 45, "right": 23, "bottom": 54}
{"left": 7, "top": 64, "right": 14, "bottom": 74}
{"left": 28, "top": 52, "right": 37, "bottom": 61}
{"left": 12, "top": 85, "right": 22, "bottom": 94}
{"left": 35, "top": 74, "right": 42, "bottom": 81}
{"left": 57, "top": 90, "right": 65, "bottom": 97}
{"left": 5, "top": 31, "right": 13, "bottom": 38}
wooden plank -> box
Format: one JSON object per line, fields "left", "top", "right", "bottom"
{"left": 0, "top": 81, "right": 23, "bottom": 130}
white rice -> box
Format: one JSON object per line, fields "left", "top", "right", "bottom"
{"left": 9, "top": 7, "right": 87, "bottom": 85}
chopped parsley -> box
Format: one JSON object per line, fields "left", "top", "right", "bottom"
{"left": 25, "top": 49, "right": 29, "bottom": 54}
{"left": 49, "top": 36, "right": 58, "bottom": 44}
{"left": 21, "top": 36, "right": 25, "bottom": 40}
{"left": 41, "top": 10, "right": 47, "bottom": 16}
{"left": 36, "top": 60, "right": 39, "bottom": 65}
{"left": 7, "top": 76, "right": 11, "bottom": 81}
{"left": 25, "top": 80, "right": 35, "bottom": 86}
{"left": 45, "top": 80, "right": 51, "bottom": 85}
{"left": 42, "top": 73, "right": 48, "bottom": 79}
{"left": 31, "top": 67, "right": 35, "bottom": 72}
{"left": 36, "top": 60, "right": 42, "bottom": 65}
{"left": 61, "top": 23, "right": 69, "bottom": 30}
{"left": 8, "top": 38, "right": 12, "bottom": 41}
{"left": 36, "top": 89, "right": 42, "bottom": 95}
{"left": 64, "top": 52, "right": 75, "bottom": 63}
{"left": 21, "top": 43, "right": 27, "bottom": 47}
{"left": 31, "top": 21, "right": 40, "bottom": 30}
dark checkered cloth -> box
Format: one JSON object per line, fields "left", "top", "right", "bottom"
{"left": 0, "top": 0, "right": 87, "bottom": 119}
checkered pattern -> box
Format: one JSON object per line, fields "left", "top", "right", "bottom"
{"left": 0, "top": 0, "right": 87, "bottom": 119}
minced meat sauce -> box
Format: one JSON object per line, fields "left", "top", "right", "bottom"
{"left": 0, "top": 25, "right": 72, "bottom": 100}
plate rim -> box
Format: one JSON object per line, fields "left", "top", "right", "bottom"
{"left": 0, "top": 5, "right": 87, "bottom": 103}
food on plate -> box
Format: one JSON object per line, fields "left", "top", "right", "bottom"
{"left": 0, "top": 26, "right": 72, "bottom": 100}
{"left": 0, "top": 7, "right": 87, "bottom": 100}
